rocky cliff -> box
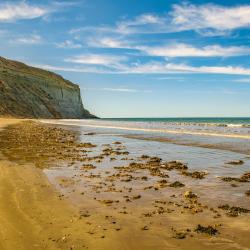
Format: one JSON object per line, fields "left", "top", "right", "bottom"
{"left": 0, "top": 56, "right": 96, "bottom": 119}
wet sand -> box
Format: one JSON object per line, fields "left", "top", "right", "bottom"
{"left": 0, "top": 119, "right": 250, "bottom": 250}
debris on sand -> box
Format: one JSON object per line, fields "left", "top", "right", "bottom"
{"left": 171, "top": 228, "right": 188, "bottom": 239}
{"left": 226, "top": 160, "right": 244, "bottom": 165}
{"left": 113, "top": 141, "right": 122, "bottom": 145}
{"left": 173, "top": 232, "right": 186, "bottom": 239}
{"left": 184, "top": 191, "right": 197, "bottom": 199}
{"left": 169, "top": 181, "right": 185, "bottom": 188}
{"left": 218, "top": 204, "right": 250, "bottom": 217}
{"left": 78, "top": 142, "right": 97, "bottom": 148}
{"left": 163, "top": 161, "right": 188, "bottom": 171}
{"left": 100, "top": 200, "right": 119, "bottom": 205}
{"left": 181, "top": 171, "right": 207, "bottom": 179}
{"left": 132, "top": 195, "right": 141, "bottom": 200}
{"left": 141, "top": 226, "right": 149, "bottom": 231}
{"left": 245, "top": 190, "right": 250, "bottom": 197}
{"left": 195, "top": 224, "right": 218, "bottom": 235}
{"left": 221, "top": 172, "right": 250, "bottom": 183}
{"left": 84, "top": 132, "right": 96, "bottom": 136}
{"left": 81, "top": 164, "right": 96, "bottom": 170}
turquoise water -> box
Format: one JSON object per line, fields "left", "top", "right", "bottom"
{"left": 103, "top": 117, "right": 250, "bottom": 126}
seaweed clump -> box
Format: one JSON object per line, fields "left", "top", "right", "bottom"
{"left": 218, "top": 204, "right": 250, "bottom": 217}
{"left": 195, "top": 225, "right": 218, "bottom": 235}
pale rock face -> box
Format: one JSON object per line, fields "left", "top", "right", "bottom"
{"left": 0, "top": 57, "right": 96, "bottom": 119}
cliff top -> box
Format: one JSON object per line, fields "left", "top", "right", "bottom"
{"left": 0, "top": 56, "right": 78, "bottom": 90}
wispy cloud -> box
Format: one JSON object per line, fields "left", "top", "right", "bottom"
{"left": 88, "top": 39, "right": 250, "bottom": 57}
{"left": 65, "top": 54, "right": 127, "bottom": 67}
{"left": 83, "top": 87, "right": 152, "bottom": 93}
{"left": 13, "top": 34, "right": 43, "bottom": 44}
{"left": 55, "top": 40, "right": 82, "bottom": 49}
{"left": 87, "top": 37, "right": 131, "bottom": 49}
{"left": 140, "top": 44, "right": 250, "bottom": 57}
{"left": 71, "top": 3, "right": 250, "bottom": 36}
{"left": 171, "top": 3, "right": 250, "bottom": 34}
{"left": 125, "top": 62, "right": 250, "bottom": 75}
{"left": 0, "top": 1, "right": 80, "bottom": 22}
{"left": 33, "top": 64, "right": 108, "bottom": 74}
{"left": 34, "top": 61, "right": 250, "bottom": 76}
{"left": 0, "top": 2, "right": 49, "bottom": 22}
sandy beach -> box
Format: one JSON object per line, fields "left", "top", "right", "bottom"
{"left": 0, "top": 119, "right": 90, "bottom": 250}
{"left": 0, "top": 119, "right": 250, "bottom": 250}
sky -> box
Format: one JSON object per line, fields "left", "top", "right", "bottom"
{"left": 0, "top": 0, "right": 250, "bottom": 118}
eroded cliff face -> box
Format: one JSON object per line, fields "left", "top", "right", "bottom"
{"left": 0, "top": 56, "right": 96, "bottom": 118}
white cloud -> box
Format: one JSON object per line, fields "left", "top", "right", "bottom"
{"left": 55, "top": 40, "right": 82, "bottom": 49}
{"left": 171, "top": 3, "right": 250, "bottom": 32}
{"left": 65, "top": 54, "right": 127, "bottom": 66}
{"left": 71, "top": 3, "right": 250, "bottom": 36}
{"left": 140, "top": 43, "right": 250, "bottom": 57}
{"left": 34, "top": 61, "right": 250, "bottom": 76}
{"left": 33, "top": 64, "right": 107, "bottom": 74}
{"left": 126, "top": 63, "right": 250, "bottom": 75}
{"left": 87, "top": 37, "right": 131, "bottom": 49}
{"left": 0, "top": 2, "right": 49, "bottom": 22}
{"left": 15, "top": 34, "right": 43, "bottom": 44}
{"left": 83, "top": 87, "right": 151, "bottom": 93}
{"left": 116, "top": 14, "right": 165, "bottom": 34}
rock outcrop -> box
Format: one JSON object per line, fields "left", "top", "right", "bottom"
{"left": 0, "top": 56, "right": 96, "bottom": 119}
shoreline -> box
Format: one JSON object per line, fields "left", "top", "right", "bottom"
{"left": 124, "top": 134, "right": 250, "bottom": 156}
{"left": 40, "top": 120, "right": 250, "bottom": 140}
{"left": 0, "top": 119, "right": 250, "bottom": 249}
{"left": 40, "top": 119, "right": 250, "bottom": 155}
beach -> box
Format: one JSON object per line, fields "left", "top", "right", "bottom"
{"left": 0, "top": 118, "right": 250, "bottom": 250}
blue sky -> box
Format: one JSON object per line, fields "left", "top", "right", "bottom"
{"left": 0, "top": 0, "right": 250, "bottom": 117}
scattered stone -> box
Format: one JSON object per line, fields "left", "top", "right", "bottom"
{"left": 169, "top": 181, "right": 185, "bottom": 188}
{"left": 182, "top": 171, "right": 207, "bottom": 179}
{"left": 195, "top": 225, "right": 218, "bottom": 235}
{"left": 245, "top": 190, "right": 250, "bottom": 196}
{"left": 84, "top": 132, "right": 96, "bottom": 136}
{"left": 226, "top": 160, "right": 244, "bottom": 165}
{"left": 184, "top": 191, "right": 197, "bottom": 199}
{"left": 218, "top": 204, "right": 250, "bottom": 217}
{"left": 100, "top": 200, "right": 119, "bottom": 205}
{"left": 174, "top": 232, "right": 186, "bottom": 239}
{"left": 81, "top": 164, "right": 96, "bottom": 170}
{"left": 132, "top": 195, "right": 141, "bottom": 200}
{"left": 221, "top": 172, "right": 250, "bottom": 183}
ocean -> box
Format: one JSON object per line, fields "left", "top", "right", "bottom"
{"left": 103, "top": 117, "right": 250, "bottom": 126}
{"left": 41, "top": 117, "right": 250, "bottom": 155}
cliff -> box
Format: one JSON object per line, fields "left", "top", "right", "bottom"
{"left": 0, "top": 56, "right": 96, "bottom": 119}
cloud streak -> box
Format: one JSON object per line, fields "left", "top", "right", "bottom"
{"left": 0, "top": 2, "right": 49, "bottom": 22}
{"left": 171, "top": 3, "right": 250, "bottom": 33}
{"left": 55, "top": 40, "right": 82, "bottom": 49}
{"left": 35, "top": 61, "right": 250, "bottom": 76}
{"left": 14, "top": 34, "right": 43, "bottom": 44}
{"left": 65, "top": 54, "right": 127, "bottom": 68}
{"left": 83, "top": 87, "right": 152, "bottom": 93}
{"left": 140, "top": 44, "right": 250, "bottom": 57}
{"left": 71, "top": 3, "right": 250, "bottom": 36}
